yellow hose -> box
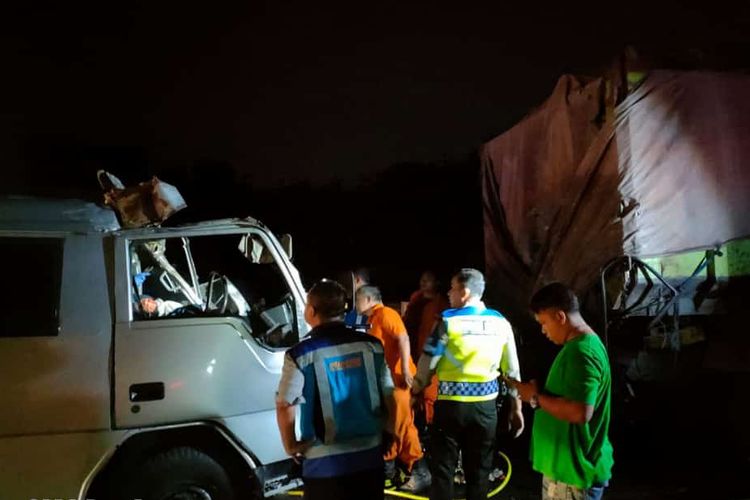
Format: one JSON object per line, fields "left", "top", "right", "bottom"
{"left": 383, "top": 490, "right": 428, "bottom": 499}
{"left": 384, "top": 451, "right": 512, "bottom": 500}
{"left": 488, "top": 450, "right": 513, "bottom": 497}
{"left": 285, "top": 451, "right": 512, "bottom": 500}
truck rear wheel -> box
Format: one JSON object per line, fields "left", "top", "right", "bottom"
{"left": 117, "top": 446, "right": 236, "bottom": 500}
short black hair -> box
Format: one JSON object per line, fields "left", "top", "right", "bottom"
{"left": 308, "top": 279, "right": 347, "bottom": 319}
{"left": 453, "top": 268, "right": 485, "bottom": 298}
{"left": 356, "top": 284, "right": 382, "bottom": 303}
{"left": 530, "top": 282, "right": 580, "bottom": 314}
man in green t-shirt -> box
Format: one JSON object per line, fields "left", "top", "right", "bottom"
{"left": 505, "top": 282, "right": 613, "bottom": 500}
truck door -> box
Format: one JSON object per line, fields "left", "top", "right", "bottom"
{"left": 112, "top": 229, "right": 307, "bottom": 464}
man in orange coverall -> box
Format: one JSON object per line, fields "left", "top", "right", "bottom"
{"left": 402, "top": 270, "right": 449, "bottom": 424}
{"left": 356, "top": 284, "right": 431, "bottom": 492}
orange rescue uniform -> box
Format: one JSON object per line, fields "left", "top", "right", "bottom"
{"left": 367, "top": 303, "right": 423, "bottom": 471}
{"left": 403, "top": 291, "right": 448, "bottom": 423}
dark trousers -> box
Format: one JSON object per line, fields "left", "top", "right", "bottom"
{"left": 303, "top": 467, "right": 384, "bottom": 500}
{"left": 430, "top": 399, "right": 497, "bottom": 500}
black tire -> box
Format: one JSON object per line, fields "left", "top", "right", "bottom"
{"left": 116, "top": 446, "right": 236, "bottom": 500}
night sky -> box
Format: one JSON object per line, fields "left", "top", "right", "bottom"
{"left": 2, "top": 1, "right": 749, "bottom": 299}
{"left": 2, "top": 2, "right": 748, "bottom": 192}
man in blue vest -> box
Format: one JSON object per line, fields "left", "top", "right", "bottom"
{"left": 412, "top": 268, "right": 524, "bottom": 500}
{"left": 276, "top": 279, "right": 395, "bottom": 500}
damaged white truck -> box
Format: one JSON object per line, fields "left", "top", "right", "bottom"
{"left": 0, "top": 178, "right": 308, "bottom": 500}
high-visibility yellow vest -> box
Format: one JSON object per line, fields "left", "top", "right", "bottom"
{"left": 432, "top": 304, "right": 518, "bottom": 402}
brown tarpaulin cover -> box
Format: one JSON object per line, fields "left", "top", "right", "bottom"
{"left": 481, "top": 70, "right": 750, "bottom": 323}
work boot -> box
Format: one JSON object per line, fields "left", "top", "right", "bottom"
{"left": 399, "top": 459, "right": 432, "bottom": 493}
{"left": 384, "top": 459, "right": 397, "bottom": 489}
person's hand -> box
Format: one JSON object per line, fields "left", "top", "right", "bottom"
{"left": 503, "top": 376, "right": 539, "bottom": 403}
{"left": 403, "top": 371, "right": 414, "bottom": 389}
{"left": 509, "top": 407, "right": 525, "bottom": 438}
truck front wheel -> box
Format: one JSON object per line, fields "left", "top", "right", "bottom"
{"left": 116, "top": 446, "right": 236, "bottom": 500}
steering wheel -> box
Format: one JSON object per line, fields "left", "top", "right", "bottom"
{"left": 205, "top": 271, "right": 229, "bottom": 315}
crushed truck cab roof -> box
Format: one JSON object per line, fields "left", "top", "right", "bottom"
{"left": 0, "top": 197, "right": 264, "bottom": 234}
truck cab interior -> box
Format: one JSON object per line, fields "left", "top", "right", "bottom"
{"left": 129, "top": 232, "right": 300, "bottom": 349}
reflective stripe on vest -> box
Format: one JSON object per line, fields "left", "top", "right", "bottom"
{"left": 436, "top": 307, "right": 508, "bottom": 402}
{"left": 438, "top": 379, "right": 499, "bottom": 399}
{"left": 294, "top": 342, "right": 385, "bottom": 454}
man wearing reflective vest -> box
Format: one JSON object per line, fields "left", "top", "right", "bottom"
{"left": 412, "top": 268, "right": 524, "bottom": 500}
{"left": 276, "top": 280, "right": 395, "bottom": 500}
